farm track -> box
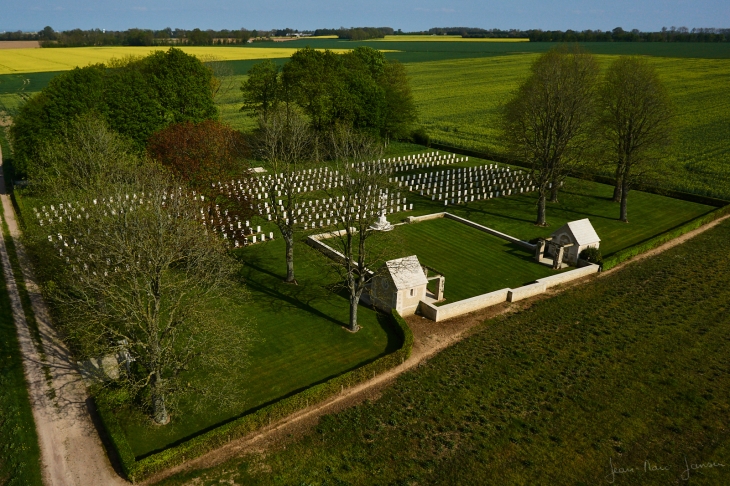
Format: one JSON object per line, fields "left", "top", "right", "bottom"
{"left": 142, "top": 212, "right": 730, "bottom": 485}
{"left": 0, "top": 147, "right": 127, "bottom": 485}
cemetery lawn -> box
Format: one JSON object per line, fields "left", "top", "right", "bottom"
{"left": 396, "top": 164, "right": 715, "bottom": 257}
{"left": 109, "top": 234, "right": 401, "bottom": 459}
{"left": 394, "top": 218, "right": 560, "bottom": 303}
{"left": 155, "top": 202, "right": 730, "bottom": 486}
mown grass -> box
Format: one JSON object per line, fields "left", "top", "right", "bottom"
{"left": 0, "top": 223, "right": 43, "bottom": 486}
{"left": 388, "top": 158, "right": 714, "bottom": 256}
{"left": 394, "top": 218, "right": 559, "bottom": 302}
{"left": 155, "top": 213, "right": 730, "bottom": 486}
{"left": 90, "top": 234, "right": 400, "bottom": 459}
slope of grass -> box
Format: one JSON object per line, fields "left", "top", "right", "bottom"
{"left": 156, "top": 211, "right": 730, "bottom": 486}
{"left": 395, "top": 218, "right": 559, "bottom": 302}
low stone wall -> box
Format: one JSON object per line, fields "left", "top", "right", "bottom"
{"left": 419, "top": 289, "right": 510, "bottom": 322}
{"left": 418, "top": 264, "right": 600, "bottom": 321}
{"left": 443, "top": 213, "right": 536, "bottom": 251}
{"left": 536, "top": 264, "right": 599, "bottom": 288}
{"left": 405, "top": 212, "right": 535, "bottom": 251}
{"left": 406, "top": 212, "right": 446, "bottom": 223}
{"left": 306, "top": 230, "right": 348, "bottom": 265}
{"left": 507, "top": 282, "right": 547, "bottom": 302}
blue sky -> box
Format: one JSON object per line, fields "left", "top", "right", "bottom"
{"left": 2, "top": 0, "right": 728, "bottom": 33}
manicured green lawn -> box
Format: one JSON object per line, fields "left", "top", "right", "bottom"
{"left": 394, "top": 218, "right": 559, "bottom": 303}
{"left": 0, "top": 235, "right": 43, "bottom": 485}
{"left": 112, "top": 235, "right": 400, "bottom": 458}
{"left": 156, "top": 207, "right": 730, "bottom": 486}
{"left": 393, "top": 161, "right": 715, "bottom": 257}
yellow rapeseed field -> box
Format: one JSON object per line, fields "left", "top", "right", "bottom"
{"left": 0, "top": 46, "right": 353, "bottom": 75}
{"left": 369, "top": 35, "right": 530, "bottom": 42}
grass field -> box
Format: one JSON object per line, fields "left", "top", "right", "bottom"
{"left": 394, "top": 218, "right": 559, "bottom": 302}
{"left": 0, "top": 207, "right": 43, "bottom": 486}
{"left": 0, "top": 45, "right": 356, "bottom": 75}
{"left": 407, "top": 55, "right": 730, "bottom": 199}
{"left": 383, "top": 156, "right": 715, "bottom": 256}
{"left": 369, "top": 35, "right": 530, "bottom": 42}
{"left": 93, "top": 232, "right": 400, "bottom": 458}
{"left": 157, "top": 212, "right": 730, "bottom": 486}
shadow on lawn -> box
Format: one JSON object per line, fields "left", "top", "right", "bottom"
{"left": 241, "top": 259, "right": 349, "bottom": 329}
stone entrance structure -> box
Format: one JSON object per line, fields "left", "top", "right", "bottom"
{"left": 535, "top": 218, "right": 601, "bottom": 268}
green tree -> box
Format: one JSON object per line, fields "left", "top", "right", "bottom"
{"left": 502, "top": 47, "right": 598, "bottom": 226}
{"left": 240, "top": 59, "right": 282, "bottom": 120}
{"left": 140, "top": 47, "right": 218, "bottom": 123}
{"left": 599, "top": 56, "right": 673, "bottom": 223}
{"left": 11, "top": 48, "right": 218, "bottom": 176}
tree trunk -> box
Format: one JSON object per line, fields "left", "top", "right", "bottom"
{"left": 612, "top": 164, "right": 623, "bottom": 202}
{"left": 348, "top": 294, "right": 360, "bottom": 332}
{"left": 620, "top": 177, "right": 630, "bottom": 223}
{"left": 550, "top": 183, "right": 559, "bottom": 203}
{"left": 284, "top": 234, "right": 295, "bottom": 283}
{"left": 152, "top": 373, "right": 169, "bottom": 425}
{"left": 536, "top": 192, "right": 547, "bottom": 226}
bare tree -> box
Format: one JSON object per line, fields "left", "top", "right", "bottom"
{"left": 599, "top": 56, "right": 673, "bottom": 222}
{"left": 319, "top": 125, "right": 393, "bottom": 332}
{"left": 502, "top": 47, "right": 599, "bottom": 226}
{"left": 254, "top": 106, "right": 316, "bottom": 283}
{"left": 38, "top": 166, "right": 250, "bottom": 425}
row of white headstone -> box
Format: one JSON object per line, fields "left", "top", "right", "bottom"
{"left": 350, "top": 151, "right": 467, "bottom": 173}
{"left": 392, "top": 164, "right": 537, "bottom": 205}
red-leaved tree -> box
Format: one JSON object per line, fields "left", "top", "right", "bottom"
{"left": 148, "top": 119, "right": 250, "bottom": 190}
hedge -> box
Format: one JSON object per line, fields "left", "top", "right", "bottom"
{"left": 96, "top": 308, "right": 413, "bottom": 483}
{"left": 602, "top": 204, "right": 730, "bottom": 271}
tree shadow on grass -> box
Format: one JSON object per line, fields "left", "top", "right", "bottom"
{"left": 242, "top": 260, "right": 348, "bottom": 329}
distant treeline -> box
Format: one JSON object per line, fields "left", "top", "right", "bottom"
{"left": 3, "top": 25, "right": 728, "bottom": 45}
{"left": 0, "top": 26, "right": 286, "bottom": 47}
{"left": 313, "top": 27, "right": 395, "bottom": 40}
{"left": 419, "top": 26, "right": 729, "bottom": 42}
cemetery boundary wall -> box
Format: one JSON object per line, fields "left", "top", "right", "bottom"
{"left": 419, "top": 264, "right": 599, "bottom": 322}
{"left": 95, "top": 309, "right": 413, "bottom": 482}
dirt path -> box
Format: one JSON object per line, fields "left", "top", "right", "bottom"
{"left": 143, "top": 210, "right": 730, "bottom": 484}
{"left": 0, "top": 149, "right": 127, "bottom": 485}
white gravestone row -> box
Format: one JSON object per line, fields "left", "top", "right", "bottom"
{"left": 199, "top": 203, "right": 273, "bottom": 248}
{"left": 350, "top": 151, "right": 466, "bottom": 173}
{"left": 254, "top": 190, "right": 411, "bottom": 231}
{"left": 391, "top": 164, "right": 537, "bottom": 205}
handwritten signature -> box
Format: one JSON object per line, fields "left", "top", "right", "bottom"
{"left": 606, "top": 456, "right": 726, "bottom": 483}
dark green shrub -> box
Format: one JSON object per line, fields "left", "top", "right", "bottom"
{"left": 411, "top": 127, "right": 430, "bottom": 147}
{"left": 579, "top": 247, "right": 603, "bottom": 265}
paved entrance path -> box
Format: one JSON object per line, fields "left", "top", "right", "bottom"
{"left": 0, "top": 148, "right": 127, "bottom": 485}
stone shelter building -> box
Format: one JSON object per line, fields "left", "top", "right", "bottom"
{"left": 368, "top": 255, "right": 429, "bottom": 316}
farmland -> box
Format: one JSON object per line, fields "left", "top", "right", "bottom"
{"left": 0, "top": 45, "right": 355, "bottom": 75}
{"left": 157, "top": 214, "right": 730, "bottom": 486}
{"left": 406, "top": 55, "right": 730, "bottom": 199}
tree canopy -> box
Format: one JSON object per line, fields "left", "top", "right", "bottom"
{"left": 241, "top": 47, "right": 417, "bottom": 141}
{"left": 11, "top": 47, "right": 218, "bottom": 176}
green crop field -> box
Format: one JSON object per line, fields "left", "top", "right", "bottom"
{"left": 156, "top": 212, "right": 730, "bottom": 486}
{"left": 407, "top": 55, "right": 730, "bottom": 199}
{"left": 393, "top": 218, "right": 560, "bottom": 303}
